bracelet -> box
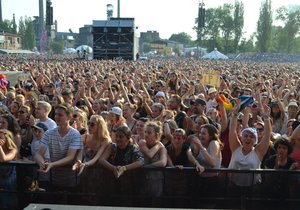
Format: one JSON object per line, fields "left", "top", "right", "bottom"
{"left": 123, "top": 165, "right": 127, "bottom": 172}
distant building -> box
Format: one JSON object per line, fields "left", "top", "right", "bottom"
{"left": 0, "top": 32, "right": 22, "bottom": 50}
{"left": 78, "top": 25, "right": 93, "bottom": 47}
{"left": 56, "top": 32, "right": 78, "bottom": 48}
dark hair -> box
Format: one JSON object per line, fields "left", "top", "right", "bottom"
{"left": 115, "top": 126, "right": 132, "bottom": 140}
{"left": 200, "top": 124, "right": 224, "bottom": 150}
{"left": 274, "top": 138, "right": 293, "bottom": 155}
{"left": 55, "top": 103, "right": 74, "bottom": 116}
{"left": 138, "top": 117, "right": 149, "bottom": 123}
{"left": 1, "top": 114, "right": 21, "bottom": 135}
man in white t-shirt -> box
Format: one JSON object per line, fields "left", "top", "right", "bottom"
{"left": 35, "top": 101, "right": 57, "bottom": 129}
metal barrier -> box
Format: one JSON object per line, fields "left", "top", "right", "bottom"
{"left": 1, "top": 161, "right": 300, "bottom": 210}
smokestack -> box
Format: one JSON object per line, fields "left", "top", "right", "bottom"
{"left": 39, "top": 0, "right": 44, "bottom": 33}
{"left": 0, "top": 0, "right": 3, "bottom": 22}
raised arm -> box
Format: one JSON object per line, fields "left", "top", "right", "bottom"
{"left": 229, "top": 101, "right": 242, "bottom": 152}
{"left": 255, "top": 104, "right": 272, "bottom": 161}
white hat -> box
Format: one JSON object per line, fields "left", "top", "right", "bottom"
{"left": 155, "top": 91, "right": 165, "bottom": 98}
{"left": 109, "top": 107, "right": 123, "bottom": 116}
{"left": 208, "top": 87, "right": 217, "bottom": 95}
{"left": 288, "top": 101, "right": 298, "bottom": 108}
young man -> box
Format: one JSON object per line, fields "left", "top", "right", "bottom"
{"left": 35, "top": 101, "right": 57, "bottom": 129}
{"left": 34, "top": 103, "right": 83, "bottom": 189}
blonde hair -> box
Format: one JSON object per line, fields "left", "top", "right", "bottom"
{"left": 74, "top": 109, "right": 88, "bottom": 128}
{"left": 145, "top": 121, "right": 163, "bottom": 141}
{"left": 0, "top": 129, "right": 17, "bottom": 151}
{"left": 90, "top": 115, "right": 111, "bottom": 143}
{"left": 38, "top": 101, "right": 52, "bottom": 114}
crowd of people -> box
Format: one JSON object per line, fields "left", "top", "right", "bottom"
{"left": 0, "top": 54, "right": 300, "bottom": 208}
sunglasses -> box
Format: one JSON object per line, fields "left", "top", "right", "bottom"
{"left": 256, "top": 128, "right": 264, "bottom": 132}
{"left": 87, "top": 122, "right": 96, "bottom": 127}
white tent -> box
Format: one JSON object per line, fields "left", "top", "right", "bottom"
{"left": 75, "top": 45, "right": 93, "bottom": 53}
{"left": 63, "top": 48, "right": 77, "bottom": 54}
{"left": 202, "top": 48, "right": 228, "bottom": 60}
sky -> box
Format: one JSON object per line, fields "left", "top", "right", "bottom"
{"left": 2, "top": 0, "right": 300, "bottom": 40}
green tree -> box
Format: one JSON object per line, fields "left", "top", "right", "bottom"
{"left": 256, "top": 0, "right": 273, "bottom": 52}
{"left": 0, "top": 20, "right": 13, "bottom": 33}
{"left": 18, "top": 17, "right": 26, "bottom": 36}
{"left": 275, "top": 6, "right": 300, "bottom": 53}
{"left": 233, "top": 1, "right": 244, "bottom": 53}
{"left": 169, "top": 32, "right": 193, "bottom": 46}
{"left": 238, "top": 34, "right": 255, "bottom": 52}
{"left": 23, "top": 17, "right": 36, "bottom": 50}
{"left": 220, "top": 4, "right": 234, "bottom": 54}
{"left": 51, "top": 38, "right": 64, "bottom": 54}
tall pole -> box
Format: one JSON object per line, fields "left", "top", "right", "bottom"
{"left": 197, "top": 0, "right": 205, "bottom": 59}
{"left": 0, "top": 0, "right": 2, "bottom": 22}
{"left": 117, "top": 0, "right": 120, "bottom": 18}
{"left": 39, "top": 0, "right": 44, "bottom": 33}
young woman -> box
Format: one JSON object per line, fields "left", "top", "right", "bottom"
{"left": 132, "top": 117, "right": 149, "bottom": 145}
{"left": 0, "top": 129, "right": 18, "bottom": 209}
{"left": 229, "top": 101, "right": 272, "bottom": 186}
{"left": 167, "top": 128, "right": 204, "bottom": 173}
{"left": 197, "top": 124, "right": 223, "bottom": 169}
{"left": 100, "top": 126, "right": 144, "bottom": 178}
{"left": 72, "top": 109, "right": 88, "bottom": 135}
{"left": 123, "top": 103, "right": 138, "bottom": 135}
{"left": 72, "top": 115, "right": 111, "bottom": 175}
{"left": 138, "top": 121, "right": 167, "bottom": 196}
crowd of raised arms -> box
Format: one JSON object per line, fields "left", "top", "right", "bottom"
{"left": 0, "top": 54, "right": 300, "bottom": 208}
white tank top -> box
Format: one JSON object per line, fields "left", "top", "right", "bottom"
{"left": 228, "top": 146, "right": 261, "bottom": 186}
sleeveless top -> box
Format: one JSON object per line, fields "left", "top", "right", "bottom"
{"left": 228, "top": 146, "right": 261, "bottom": 186}
{"left": 83, "top": 135, "right": 98, "bottom": 162}
{"left": 197, "top": 142, "right": 222, "bottom": 169}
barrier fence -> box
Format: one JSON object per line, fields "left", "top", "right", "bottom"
{"left": 1, "top": 161, "right": 300, "bottom": 210}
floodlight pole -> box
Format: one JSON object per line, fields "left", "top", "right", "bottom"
{"left": 117, "top": 0, "right": 120, "bottom": 18}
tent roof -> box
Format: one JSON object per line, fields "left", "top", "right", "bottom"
{"left": 202, "top": 48, "right": 228, "bottom": 60}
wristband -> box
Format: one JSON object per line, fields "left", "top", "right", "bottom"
{"left": 123, "top": 166, "right": 127, "bottom": 172}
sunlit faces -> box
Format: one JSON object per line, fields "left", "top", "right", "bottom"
{"left": 172, "top": 132, "right": 185, "bottom": 147}
{"left": 276, "top": 144, "right": 288, "bottom": 159}
{"left": 33, "top": 128, "right": 44, "bottom": 140}
{"left": 241, "top": 131, "right": 256, "bottom": 147}
{"left": 35, "top": 104, "right": 46, "bottom": 118}
{"left": 198, "top": 127, "right": 210, "bottom": 144}
{"left": 144, "top": 126, "right": 158, "bottom": 147}
{"left": 0, "top": 117, "right": 8, "bottom": 129}
{"left": 255, "top": 125, "right": 264, "bottom": 140}
{"left": 54, "top": 108, "right": 69, "bottom": 125}
{"left": 115, "top": 131, "right": 129, "bottom": 149}
{"left": 9, "top": 102, "right": 19, "bottom": 114}
{"left": 87, "top": 117, "right": 98, "bottom": 134}
{"left": 136, "top": 121, "right": 146, "bottom": 133}
{"left": 152, "top": 106, "right": 162, "bottom": 118}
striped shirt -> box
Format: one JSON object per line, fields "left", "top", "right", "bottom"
{"left": 41, "top": 126, "right": 83, "bottom": 187}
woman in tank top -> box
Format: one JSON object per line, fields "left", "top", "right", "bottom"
{"left": 228, "top": 100, "right": 272, "bottom": 186}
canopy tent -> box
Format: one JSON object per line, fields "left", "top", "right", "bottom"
{"left": 75, "top": 45, "right": 93, "bottom": 53}
{"left": 202, "top": 48, "right": 228, "bottom": 60}
{"left": 63, "top": 48, "right": 77, "bottom": 54}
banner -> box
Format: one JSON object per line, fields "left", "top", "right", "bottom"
{"left": 201, "top": 70, "right": 220, "bottom": 88}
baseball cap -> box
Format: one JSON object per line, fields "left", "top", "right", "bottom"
{"left": 32, "top": 122, "right": 48, "bottom": 132}
{"left": 155, "top": 91, "right": 165, "bottom": 98}
{"left": 109, "top": 107, "right": 123, "bottom": 116}
{"left": 208, "top": 87, "right": 217, "bottom": 95}
{"left": 190, "top": 98, "right": 206, "bottom": 106}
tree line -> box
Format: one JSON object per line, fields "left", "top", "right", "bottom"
{"left": 169, "top": 0, "right": 300, "bottom": 54}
